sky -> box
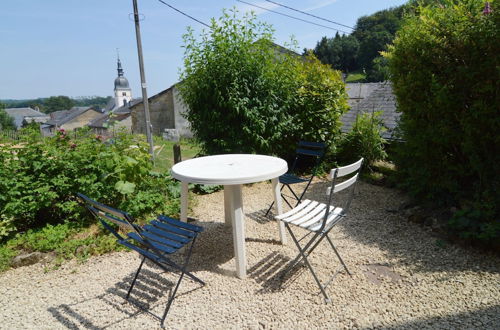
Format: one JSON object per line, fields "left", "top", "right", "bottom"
{"left": 0, "top": 0, "right": 407, "bottom": 100}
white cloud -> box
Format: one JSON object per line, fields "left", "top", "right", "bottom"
{"left": 304, "top": 0, "right": 339, "bottom": 12}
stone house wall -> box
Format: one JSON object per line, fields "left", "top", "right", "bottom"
{"left": 131, "top": 85, "right": 192, "bottom": 137}
{"left": 60, "top": 109, "right": 102, "bottom": 131}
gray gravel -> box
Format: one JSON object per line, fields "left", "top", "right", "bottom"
{"left": 0, "top": 180, "right": 499, "bottom": 329}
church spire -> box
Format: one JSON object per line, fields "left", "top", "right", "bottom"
{"left": 117, "top": 49, "right": 124, "bottom": 77}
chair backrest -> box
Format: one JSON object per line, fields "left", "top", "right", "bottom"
{"left": 77, "top": 193, "right": 142, "bottom": 240}
{"left": 289, "top": 141, "right": 326, "bottom": 175}
{"left": 321, "top": 158, "right": 363, "bottom": 231}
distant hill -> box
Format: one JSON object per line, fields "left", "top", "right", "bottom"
{"left": 1, "top": 96, "right": 112, "bottom": 112}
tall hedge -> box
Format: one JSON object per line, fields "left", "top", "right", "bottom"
{"left": 179, "top": 9, "right": 348, "bottom": 159}
{"left": 386, "top": 0, "right": 499, "bottom": 243}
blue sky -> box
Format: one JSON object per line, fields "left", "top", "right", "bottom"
{"left": 1, "top": 0, "right": 407, "bottom": 100}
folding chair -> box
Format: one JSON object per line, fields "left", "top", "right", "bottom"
{"left": 77, "top": 193, "right": 204, "bottom": 327}
{"left": 274, "top": 158, "right": 363, "bottom": 302}
{"left": 265, "top": 141, "right": 326, "bottom": 216}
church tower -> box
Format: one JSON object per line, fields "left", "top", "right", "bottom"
{"left": 113, "top": 56, "right": 132, "bottom": 109}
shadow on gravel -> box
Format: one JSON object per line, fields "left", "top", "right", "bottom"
{"left": 247, "top": 251, "right": 309, "bottom": 294}
{"left": 47, "top": 220, "right": 240, "bottom": 328}
{"left": 48, "top": 262, "right": 204, "bottom": 328}
{"left": 303, "top": 180, "right": 500, "bottom": 275}
{"left": 381, "top": 304, "right": 500, "bottom": 329}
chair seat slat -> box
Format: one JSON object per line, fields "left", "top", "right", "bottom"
{"left": 308, "top": 207, "right": 343, "bottom": 232}
{"left": 150, "top": 220, "right": 195, "bottom": 237}
{"left": 131, "top": 230, "right": 184, "bottom": 249}
{"left": 296, "top": 205, "right": 334, "bottom": 228}
{"left": 158, "top": 215, "right": 203, "bottom": 232}
{"left": 279, "top": 174, "right": 308, "bottom": 185}
{"left": 142, "top": 224, "right": 190, "bottom": 243}
{"left": 275, "top": 199, "right": 313, "bottom": 220}
{"left": 286, "top": 201, "right": 323, "bottom": 224}
{"left": 127, "top": 232, "right": 179, "bottom": 254}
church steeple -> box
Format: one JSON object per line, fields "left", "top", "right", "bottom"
{"left": 113, "top": 50, "right": 132, "bottom": 110}
{"left": 117, "top": 57, "right": 124, "bottom": 77}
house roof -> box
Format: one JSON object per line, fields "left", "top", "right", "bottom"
{"left": 341, "top": 82, "right": 399, "bottom": 139}
{"left": 44, "top": 106, "right": 97, "bottom": 127}
{"left": 5, "top": 107, "right": 49, "bottom": 128}
{"left": 88, "top": 99, "right": 138, "bottom": 128}
{"left": 88, "top": 112, "right": 131, "bottom": 128}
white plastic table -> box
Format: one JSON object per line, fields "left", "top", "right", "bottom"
{"left": 171, "top": 154, "right": 288, "bottom": 279}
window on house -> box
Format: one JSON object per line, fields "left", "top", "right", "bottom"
{"left": 122, "top": 92, "right": 126, "bottom": 96}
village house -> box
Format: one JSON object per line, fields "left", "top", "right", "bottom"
{"left": 42, "top": 106, "right": 102, "bottom": 134}
{"left": 4, "top": 107, "right": 50, "bottom": 130}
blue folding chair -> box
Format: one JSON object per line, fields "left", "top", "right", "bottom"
{"left": 265, "top": 141, "right": 326, "bottom": 216}
{"left": 77, "top": 193, "right": 204, "bottom": 327}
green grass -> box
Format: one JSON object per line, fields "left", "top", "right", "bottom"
{"left": 0, "top": 223, "right": 123, "bottom": 272}
{"left": 153, "top": 138, "right": 201, "bottom": 173}
{"left": 345, "top": 72, "right": 366, "bottom": 83}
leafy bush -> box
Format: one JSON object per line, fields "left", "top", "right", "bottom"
{"left": 337, "top": 111, "right": 387, "bottom": 168}
{"left": 179, "top": 9, "right": 348, "bottom": 159}
{"left": 386, "top": 0, "right": 499, "bottom": 244}
{"left": 0, "top": 127, "right": 180, "bottom": 240}
{"left": 0, "top": 103, "right": 15, "bottom": 130}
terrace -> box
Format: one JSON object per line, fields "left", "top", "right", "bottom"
{"left": 1, "top": 178, "right": 498, "bottom": 328}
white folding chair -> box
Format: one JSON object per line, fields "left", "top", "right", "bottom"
{"left": 275, "top": 158, "right": 363, "bottom": 302}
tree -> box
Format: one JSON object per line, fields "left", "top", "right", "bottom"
{"left": 366, "top": 56, "right": 390, "bottom": 82}
{"left": 352, "top": 6, "right": 404, "bottom": 71}
{"left": 179, "top": 9, "right": 348, "bottom": 158}
{"left": 44, "top": 96, "right": 75, "bottom": 113}
{"left": 312, "top": 33, "right": 359, "bottom": 72}
{"left": 0, "top": 103, "right": 15, "bottom": 130}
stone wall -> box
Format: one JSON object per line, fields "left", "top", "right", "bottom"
{"left": 131, "top": 89, "right": 174, "bottom": 136}
{"left": 131, "top": 85, "right": 192, "bottom": 137}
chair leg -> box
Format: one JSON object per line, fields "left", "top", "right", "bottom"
{"left": 286, "top": 184, "right": 301, "bottom": 202}
{"left": 326, "top": 235, "right": 351, "bottom": 276}
{"left": 265, "top": 184, "right": 286, "bottom": 216}
{"left": 126, "top": 256, "right": 146, "bottom": 300}
{"left": 285, "top": 224, "right": 331, "bottom": 303}
{"left": 160, "top": 237, "right": 197, "bottom": 327}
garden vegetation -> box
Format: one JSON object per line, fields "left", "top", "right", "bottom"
{"left": 0, "top": 127, "right": 181, "bottom": 270}
{"left": 386, "top": 0, "right": 499, "bottom": 246}
{"left": 179, "top": 9, "right": 349, "bottom": 160}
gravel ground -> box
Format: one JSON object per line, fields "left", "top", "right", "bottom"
{"left": 0, "top": 179, "right": 499, "bottom": 329}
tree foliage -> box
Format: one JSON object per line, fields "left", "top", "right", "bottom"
{"left": 179, "top": 9, "right": 348, "bottom": 158}
{"left": 44, "top": 96, "right": 75, "bottom": 113}
{"left": 312, "top": 33, "right": 359, "bottom": 72}
{"left": 353, "top": 6, "right": 404, "bottom": 71}
{"left": 310, "top": 4, "right": 407, "bottom": 81}
{"left": 0, "top": 103, "right": 15, "bottom": 130}
{"left": 386, "top": 0, "right": 499, "bottom": 244}
{"left": 1, "top": 96, "right": 112, "bottom": 113}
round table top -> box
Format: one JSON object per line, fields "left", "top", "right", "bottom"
{"left": 171, "top": 154, "right": 288, "bottom": 185}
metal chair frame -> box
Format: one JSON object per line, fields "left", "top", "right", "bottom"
{"left": 265, "top": 141, "right": 326, "bottom": 216}
{"left": 275, "top": 158, "right": 363, "bottom": 302}
{"left": 78, "top": 193, "right": 204, "bottom": 327}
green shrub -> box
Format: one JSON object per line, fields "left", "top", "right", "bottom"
{"left": 337, "top": 111, "right": 387, "bottom": 168}
{"left": 386, "top": 0, "right": 499, "bottom": 244}
{"left": 179, "top": 9, "right": 348, "bottom": 159}
{"left": 0, "top": 126, "right": 180, "bottom": 240}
